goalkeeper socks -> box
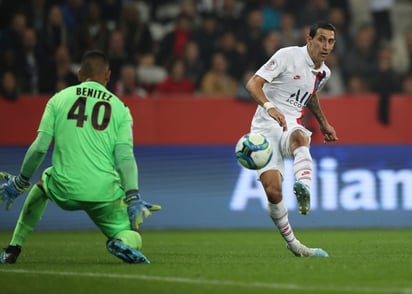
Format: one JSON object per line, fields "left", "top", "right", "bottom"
{"left": 268, "top": 200, "right": 297, "bottom": 244}
{"left": 293, "top": 146, "right": 312, "bottom": 189}
{"left": 10, "top": 185, "right": 48, "bottom": 246}
{"left": 113, "top": 230, "right": 142, "bottom": 250}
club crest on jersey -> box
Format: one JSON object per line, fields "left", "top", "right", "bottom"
{"left": 264, "top": 59, "right": 277, "bottom": 71}
{"left": 293, "top": 75, "right": 301, "bottom": 80}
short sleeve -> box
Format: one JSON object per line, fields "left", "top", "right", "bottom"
{"left": 37, "top": 98, "right": 56, "bottom": 137}
{"left": 255, "top": 49, "right": 288, "bottom": 83}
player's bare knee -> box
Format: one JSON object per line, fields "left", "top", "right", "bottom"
{"left": 290, "top": 130, "right": 309, "bottom": 151}
{"left": 263, "top": 183, "right": 283, "bottom": 204}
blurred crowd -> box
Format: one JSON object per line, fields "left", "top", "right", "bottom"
{"left": 1, "top": 0, "right": 412, "bottom": 102}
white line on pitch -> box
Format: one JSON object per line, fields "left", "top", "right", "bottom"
{"left": 0, "top": 268, "right": 411, "bottom": 294}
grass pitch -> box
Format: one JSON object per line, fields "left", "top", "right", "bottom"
{"left": 0, "top": 229, "right": 412, "bottom": 294}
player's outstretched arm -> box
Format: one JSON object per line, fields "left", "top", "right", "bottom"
{"left": 307, "top": 94, "right": 338, "bottom": 142}
{"left": 0, "top": 132, "right": 52, "bottom": 210}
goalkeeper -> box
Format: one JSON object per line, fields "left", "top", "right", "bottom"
{"left": 0, "top": 50, "right": 160, "bottom": 264}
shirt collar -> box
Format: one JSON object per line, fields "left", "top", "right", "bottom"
{"left": 301, "top": 45, "right": 324, "bottom": 73}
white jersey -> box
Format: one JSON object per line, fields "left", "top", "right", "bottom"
{"left": 251, "top": 45, "right": 331, "bottom": 128}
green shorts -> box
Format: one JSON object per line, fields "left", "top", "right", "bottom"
{"left": 41, "top": 167, "right": 130, "bottom": 238}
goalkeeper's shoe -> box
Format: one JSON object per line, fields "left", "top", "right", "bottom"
{"left": 0, "top": 245, "right": 21, "bottom": 264}
{"left": 293, "top": 181, "right": 311, "bottom": 215}
{"left": 287, "top": 242, "right": 329, "bottom": 257}
{"left": 142, "top": 200, "right": 161, "bottom": 211}
{"left": 106, "top": 239, "right": 150, "bottom": 264}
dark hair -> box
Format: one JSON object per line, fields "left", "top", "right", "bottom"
{"left": 81, "top": 50, "right": 108, "bottom": 65}
{"left": 309, "top": 21, "right": 336, "bottom": 38}
{"left": 80, "top": 50, "right": 109, "bottom": 77}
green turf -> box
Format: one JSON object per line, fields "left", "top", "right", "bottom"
{"left": 0, "top": 229, "right": 412, "bottom": 294}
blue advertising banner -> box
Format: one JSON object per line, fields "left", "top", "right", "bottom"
{"left": 0, "top": 145, "right": 411, "bottom": 230}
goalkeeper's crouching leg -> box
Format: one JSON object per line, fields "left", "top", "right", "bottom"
{"left": 106, "top": 230, "right": 150, "bottom": 264}
{"left": 0, "top": 245, "right": 21, "bottom": 264}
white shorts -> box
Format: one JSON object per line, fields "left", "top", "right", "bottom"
{"left": 251, "top": 122, "right": 312, "bottom": 178}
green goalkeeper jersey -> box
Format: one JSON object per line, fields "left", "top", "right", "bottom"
{"left": 38, "top": 81, "right": 134, "bottom": 202}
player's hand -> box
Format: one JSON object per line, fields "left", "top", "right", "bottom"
{"left": 267, "top": 107, "right": 288, "bottom": 131}
{"left": 320, "top": 123, "right": 338, "bottom": 143}
{"left": 142, "top": 200, "right": 162, "bottom": 211}
{"left": 124, "top": 190, "right": 151, "bottom": 230}
{"left": 0, "top": 172, "right": 32, "bottom": 210}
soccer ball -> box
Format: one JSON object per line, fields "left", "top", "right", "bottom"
{"left": 235, "top": 133, "right": 273, "bottom": 170}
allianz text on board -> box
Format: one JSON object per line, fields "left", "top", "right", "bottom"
{"left": 231, "top": 157, "right": 412, "bottom": 212}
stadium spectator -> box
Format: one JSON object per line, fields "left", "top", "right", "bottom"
{"left": 155, "top": 58, "right": 195, "bottom": 96}
{"left": 39, "top": 46, "right": 77, "bottom": 94}
{"left": 216, "top": 30, "right": 247, "bottom": 81}
{"left": 41, "top": 5, "right": 69, "bottom": 57}
{"left": 119, "top": 2, "right": 153, "bottom": 62}
{"left": 369, "top": 0, "right": 394, "bottom": 45}
{"left": 98, "top": 0, "right": 122, "bottom": 31}
{"left": 215, "top": 0, "right": 244, "bottom": 33}
{"left": 179, "top": 0, "right": 200, "bottom": 27}
{"left": 0, "top": 12, "right": 27, "bottom": 52}
{"left": 74, "top": 0, "right": 111, "bottom": 61}
{"left": 278, "top": 12, "right": 300, "bottom": 48}
{"left": 192, "top": 13, "right": 220, "bottom": 68}
{"left": 113, "top": 64, "right": 147, "bottom": 98}
{"left": 328, "top": 0, "right": 352, "bottom": 25}
{"left": 15, "top": 27, "right": 46, "bottom": 94}
{"left": 392, "top": 26, "right": 412, "bottom": 75}
{"left": 0, "top": 71, "right": 19, "bottom": 101}
{"left": 244, "top": 22, "right": 337, "bottom": 257}
{"left": 23, "top": 0, "right": 49, "bottom": 35}
{"left": 0, "top": 1, "right": 22, "bottom": 30}
{"left": 156, "top": 13, "right": 193, "bottom": 67}
{"left": 106, "top": 30, "right": 130, "bottom": 92}
{"left": 182, "top": 40, "right": 206, "bottom": 88}
{"left": 200, "top": 52, "right": 237, "bottom": 97}
{"left": 60, "top": 0, "right": 87, "bottom": 61}
{"left": 295, "top": 0, "right": 329, "bottom": 27}
{"left": 0, "top": 50, "right": 160, "bottom": 265}
{"left": 136, "top": 53, "right": 167, "bottom": 95}
{"left": 237, "top": 9, "right": 265, "bottom": 73}
{"left": 327, "top": 7, "right": 351, "bottom": 59}
{"left": 341, "top": 23, "right": 379, "bottom": 86}
{"left": 370, "top": 46, "right": 402, "bottom": 124}
{"left": 61, "top": 0, "right": 87, "bottom": 31}
{"left": 0, "top": 0, "right": 411, "bottom": 97}
{"left": 260, "top": 0, "right": 285, "bottom": 32}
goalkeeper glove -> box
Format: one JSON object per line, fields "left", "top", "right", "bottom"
{"left": 0, "top": 172, "right": 32, "bottom": 210}
{"left": 142, "top": 200, "right": 162, "bottom": 211}
{"left": 124, "top": 190, "right": 151, "bottom": 230}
